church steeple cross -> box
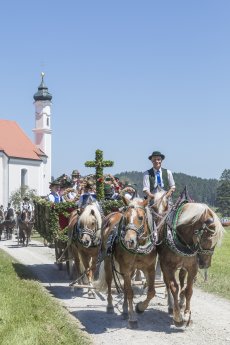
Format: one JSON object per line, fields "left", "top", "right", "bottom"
{"left": 85, "top": 149, "right": 114, "bottom": 200}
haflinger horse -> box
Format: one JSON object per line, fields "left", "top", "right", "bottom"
{"left": 68, "top": 202, "right": 102, "bottom": 298}
{"left": 96, "top": 197, "right": 157, "bottom": 329}
{"left": 18, "top": 208, "right": 34, "bottom": 246}
{"left": 153, "top": 188, "right": 225, "bottom": 327}
{"left": 4, "top": 208, "right": 16, "bottom": 240}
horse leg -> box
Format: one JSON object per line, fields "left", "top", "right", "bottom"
{"left": 167, "top": 287, "right": 174, "bottom": 315}
{"left": 104, "top": 257, "right": 114, "bottom": 313}
{"left": 71, "top": 245, "right": 83, "bottom": 283}
{"left": 81, "top": 254, "right": 96, "bottom": 299}
{"left": 163, "top": 268, "right": 183, "bottom": 327}
{"left": 136, "top": 265, "right": 156, "bottom": 313}
{"left": 123, "top": 274, "right": 138, "bottom": 329}
{"left": 26, "top": 226, "right": 32, "bottom": 246}
{"left": 183, "top": 266, "right": 197, "bottom": 325}
{"left": 179, "top": 268, "right": 187, "bottom": 309}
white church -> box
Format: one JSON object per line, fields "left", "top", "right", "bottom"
{"left": 0, "top": 73, "right": 52, "bottom": 207}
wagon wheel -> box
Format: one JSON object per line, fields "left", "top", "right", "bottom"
{"left": 54, "top": 240, "right": 63, "bottom": 270}
{"left": 66, "top": 246, "right": 75, "bottom": 280}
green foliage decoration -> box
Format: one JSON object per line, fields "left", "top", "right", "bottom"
{"left": 33, "top": 197, "right": 77, "bottom": 243}
{"left": 100, "top": 199, "right": 124, "bottom": 216}
{"left": 85, "top": 149, "right": 114, "bottom": 200}
{"left": 33, "top": 197, "right": 124, "bottom": 242}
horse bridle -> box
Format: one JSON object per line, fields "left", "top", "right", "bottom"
{"left": 194, "top": 223, "right": 216, "bottom": 256}
{"left": 77, "top": 216, "right": 101, "bottom": 247}
{"left": 121, "top": 205, "right": 146, "bottom": 239}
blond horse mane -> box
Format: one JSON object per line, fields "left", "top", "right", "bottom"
{"left": 177, "top": 203, "right": 224, "bottom": 246}
{"left": 152, "top": 189, "right": 168, "bottom": 215}
{"left": 79, "top": 203, "right": 102, "bottom": 230}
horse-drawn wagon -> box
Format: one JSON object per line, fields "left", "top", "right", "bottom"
{"left": 33, "top": 198, "right": 78, "bottom": 277}
{"left": 33, "top": 197, "right": 124, "bottom": 278}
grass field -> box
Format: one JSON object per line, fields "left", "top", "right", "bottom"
{"left": 195, "top": 227, "right": 230, "bottom": 300}
{"left": 0, "top": 250, "right": 91, "bottom": 345}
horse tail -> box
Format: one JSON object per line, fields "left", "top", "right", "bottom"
{"left": 93, "top": 261, "right": 107, "bottom": 292}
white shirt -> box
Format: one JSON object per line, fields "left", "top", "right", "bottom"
{"left": 20, "top": 202, "right": 32, "bottom": 212}
{"left": 143, "top": 167, "right": 175, "bottom": 193}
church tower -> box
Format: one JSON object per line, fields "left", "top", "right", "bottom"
{"left": 33, "top": 73, "right": 52, "bottom": 194}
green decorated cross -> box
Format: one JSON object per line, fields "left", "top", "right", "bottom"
{"left": 85, "top": 149, "right": 114, "bottom": 200}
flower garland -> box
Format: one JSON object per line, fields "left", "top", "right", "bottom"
{"left": 85, "top": 149, "right": 114, "bottom": 200}
{"left": 33, "top": 197, "right": 124, "bottom": 242}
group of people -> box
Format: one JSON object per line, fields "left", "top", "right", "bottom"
{"left": 47, "top": 149, "right": 176, "bottom": 209}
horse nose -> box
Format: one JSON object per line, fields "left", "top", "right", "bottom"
{"left": 127, "top": 238, "right": 136, "bottom": 249}
{"left": 83, "top": 239, "right": 90, "bottom": 247}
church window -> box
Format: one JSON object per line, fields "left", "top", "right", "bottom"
{"left": 21, "top": 169, "right": 28, "bottom": 191}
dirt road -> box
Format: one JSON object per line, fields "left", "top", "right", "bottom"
{"left": 0, "top": 236, "right": 230, "bottom": 345}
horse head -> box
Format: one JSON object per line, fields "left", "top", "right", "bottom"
{"left": 121, "top": 197, "right": 148, "bottom": 250}
{"left": 150, "top": 187, "right": 170, "bottom": 217}
{"left": 77, "top": 203, "right": 102, "bottom": 248}
{"left": 21, "top": 209, "right": 32, "bottom": 223}
{"left": 177, "top": 203, "right": 225, "bottom": 269}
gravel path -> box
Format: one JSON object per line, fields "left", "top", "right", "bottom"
{"left": 1, "top": 236, "right": 230, "bottom": 345}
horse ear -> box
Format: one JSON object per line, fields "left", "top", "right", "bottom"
{"left": 91, "top": 209, "right": 95, "bottom": 216}
{"left": 122, "top": 196, "right": 130, "bottom": 206}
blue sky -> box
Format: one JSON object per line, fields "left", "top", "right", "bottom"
{"left": 1, "top": 1, "right": 229, "bottom": 180}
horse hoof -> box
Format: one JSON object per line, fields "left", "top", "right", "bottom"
{"left": 173, "top": 319, "right": 184, "bottom": 328}
{"left": 128, "top": 320, "right": 138, "bottom": 329}
{"left": 106, "top": 306, "right": 114, "bottom": 314}
{"left": 168, "top": 307, "right": 173, "bottom": 315}
{"left": 135, "top": 303, "right": 144, "bottom": 314}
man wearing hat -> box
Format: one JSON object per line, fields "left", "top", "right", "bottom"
{"left": 143, "top": 151, "right": 175, "bottom": 199}
{"left": 77, "top": 181, "right": 97, "bottom": 210}
{"left": 47, "top": 180, "right": 63, "bottom": 203}
{"left": 143, "top": 151, "right": 175, "bottom": 280}
{"left": 20, "top": 196, "right": 32, "bottom": 213}
{"left": 68, "top": 169, "right": 81, "bottom": 200}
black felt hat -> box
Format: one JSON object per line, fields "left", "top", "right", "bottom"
{"left": 72, "top": 170, "right": 80, "bottom": 177}
{"left": 148, "top": 151, "right": 165, "bottom": 160}
{"left": 49, "top": 180, "right": 60, "bottom": 187}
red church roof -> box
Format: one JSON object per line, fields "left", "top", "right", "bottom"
{"left": 0, "top": 120, "right": 44, "bottom": 160}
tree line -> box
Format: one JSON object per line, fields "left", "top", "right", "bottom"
{"left": 116, "top": 169, "right": 230, "bottom": 216}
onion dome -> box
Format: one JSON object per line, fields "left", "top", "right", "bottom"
{"left": 33, "top": 72, "right": 52, "bottom": 101}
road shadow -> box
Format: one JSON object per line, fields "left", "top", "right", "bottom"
{"left": 70, "top": 307, "right": 184, "bottom": 334}
{"left": 12, "top": 262, "right": 70, "bottom": 283}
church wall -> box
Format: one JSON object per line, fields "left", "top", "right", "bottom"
{"left": 0, "top": 153, "right": 9, "bottom": 208}
{"left": 8, "top": 159, "right": 45, "bottom": 199}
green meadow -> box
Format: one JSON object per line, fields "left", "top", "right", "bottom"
{"left": 195, "top": 227, "right": 230, "bottom": 300}
{"left": 0, "top": 250, "right": 91, "bottom": 345}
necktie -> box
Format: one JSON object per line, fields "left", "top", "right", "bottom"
{"left": 156, "top": 170, "right": 162, "bottom": 186}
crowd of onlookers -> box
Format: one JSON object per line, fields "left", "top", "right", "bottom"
{"left": 47, "top": 169, "right": 138, "bottom": 208}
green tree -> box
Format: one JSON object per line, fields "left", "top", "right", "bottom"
{"left": 216, "top": 169, "right": 230, "bottom": 216}
{"left": 9, "top": 186, "right": 37, "bottom": 211}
